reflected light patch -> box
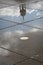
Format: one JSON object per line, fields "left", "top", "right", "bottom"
{"left": 35, "top": 54, "right": 39, "bottom": 57}
{"left": 31, "top": 28, "right": 39, "bottom": 32}
{"left": 36, "top": 12, "right": 40, "bottom": 16}
{"left": 1, "top": 44, "right": 10, "bottom": 49}
{"left": 29, "top": 2, "right": 42, "bottom": 9}
{"left": 0, "top": 6, "right": 20, "bottom": 17}
{"left": 0, "top": 48, "right": 9, "bottom": 56}
{"left": 26, "top": 9, "right": 35, "bottom": 14}
{"left": 4, "top": 31, "right": 12, "bottom": 38}
{"left": 15, "top": 30, "right": 24, "bottom": 35}
{"left": 20, "top": 37, "right": 29, "bottom": 40}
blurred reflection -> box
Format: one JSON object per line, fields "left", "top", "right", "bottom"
{"left": 15, "top": 30, "right": 24, "bottom": 35}
{"left": 29, "top": 3, "right": 41, "bottom": 9}
{"left": 20, "top": 36, "right": 29, "bottom": 40}
{"left": 0, "top": 48, "right": 9, "bottom": 56}
{"left": 0, "top": 30, "right": 24, "bottom": 51}
{"left": 0, "top": 2, "right": 43, "bottom": 21}
{"left": 30, "top": 28, "right": 39, "bottom": 32}
{"left": 0, "top": 6, "right": 20, "bottom": 17}
{"left": 0, "top": 0, "right": 43, "bottom": 27}
{"left": 19, "top": 3, "right": 26, "bottom": 20}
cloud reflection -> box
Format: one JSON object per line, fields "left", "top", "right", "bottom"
{"left": 29, "top": 1, "right": 43, "bottom": 9}
{"left": 0, "top": 0, "right": 43, "bottom": 17}
{"left": 0, "top": 6, "right": 20, "bottom": 17}
{"left": 0, "top": 5, "right": 41, "bottom": 17}
{"left": 30, "top": 28, "right": 39, "bottom": 32}
{"left": 15, "top": 30, "right": 24, "bottom": 35}
{"left": 0, "top": 30, "right": 24, "bottom": 55}
{"left": 0, "top": 48, "right": 9, "bottom": 56}
{"left": 26, "top": 9, "right": 35, "bottom": 14}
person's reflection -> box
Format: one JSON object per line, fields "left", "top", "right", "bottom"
{"left": 19, "top": 3, "right": 26, "bottom": 20}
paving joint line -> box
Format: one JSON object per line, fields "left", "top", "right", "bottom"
{"left": 0, "top": 47, "right": 43, "bottom": 64}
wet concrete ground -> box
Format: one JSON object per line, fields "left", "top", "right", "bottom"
{"left": 0, "top": 0, "right": 43, "bottom": 65}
